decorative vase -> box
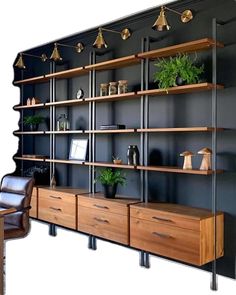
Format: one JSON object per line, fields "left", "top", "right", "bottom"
{"left": 103, "top": 184, "right": 117, "bottom": 198}
{"left": 176, "top": 76, "right": 186, "bottom": 86}
{"left": 127, "top": 145, "right": 140, "bottom": 165}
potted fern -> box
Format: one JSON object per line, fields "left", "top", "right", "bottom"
{"left": 153, "top": 53, "right": 204, "bottom": 91}
{"left": 23, "top": 115, "right": 44, "bottom": 131}
{"left": 95, "top": 168, "right": 126, "bottom": 198}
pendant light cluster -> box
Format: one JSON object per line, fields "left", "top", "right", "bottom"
{"left": 15, "top": 5, "right": 193, "bottom": 70}
{"left": 152, "top": 5, "right": 194, "bottom": 31}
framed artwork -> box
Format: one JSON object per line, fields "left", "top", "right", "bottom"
{"left": 69, "top": 139, "right": 88, "bottom": 161}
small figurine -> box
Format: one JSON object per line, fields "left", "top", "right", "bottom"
{"left": 27, "top": 98, "right": 31, "bottom": 106}
{"left": 113, "top": 156, "right": 122, "bottom": 164}
{"left": 31, "top": 97, "right": 41, "bottom": 105}
{"left": 180, "top": 151, "right": 194, "bottom": 170}
{"left": 198, "top": 148, "right": 212, "bottom": 170}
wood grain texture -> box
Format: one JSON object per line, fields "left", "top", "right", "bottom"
{"left": 137, "top": 38, "right": 224, "bottom": 59}
{"left": 45, "top": 67, "right": 88, "bottom": 79}
{"left": 84, "top": 92, "right": 139, "bottom": 103}
{"left": 85, "top": 55, "right": 140, "bottom": 71}
{"left": 45, "top": 99, "right": 86, "bottom": 107}
{"left": 78, "top": 206, "right": 129, "bottom": 244}
{"left": 38, "top": 189, "right": 77, "bottom": 229}
{"left": 45, "top": 159, "right": 84, "bottom": 165}
{"left": 137, "top": 83, "right": 224, "bottom": 96}
{"left": 14, "top": 75, "right": 48, "bottom": 85}
{"left": 137, "top": 127, "right": 224, "bottom": 133}
{"left": 38, "top": 187, "right": 88, "bottom": 196}
{"left": 30, "top": 195, "right": 37, "bottom": 218}
{"left": 13, "top": 131, "right": 45, "bottom": 135}
{"left": 85, "top": 129, "right": 136, "bottom": 134}
{"left": 85, "top": 161, "right": 136, "bottom": 169}
{"left": 45, "top": 130, "right": 84, "bottom": 134}
{"left": 13, "top": 103, "right": 45, "bottom": 110}
{"left": 14, "top": 156, "right": 45, "bottom": 162}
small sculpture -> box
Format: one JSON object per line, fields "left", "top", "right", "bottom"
{"left": 27, "top": 98, "right": 31, "bottom": 106}
{"left": 198, "top": 148, "right": 212, "bottom": 170}
{"left": 31, "top": 97, "right": 41, "bottom": 105}
{"left": 180, "top": 151, "right": 194, "bottom": 170}
{"left": 113, "top": 156, "right": 122, "bottom": 165}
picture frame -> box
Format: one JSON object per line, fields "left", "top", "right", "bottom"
{"left": 69, "top": 139, "right": 88, "bottom": 161}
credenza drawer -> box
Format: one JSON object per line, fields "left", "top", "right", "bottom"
{"left": 78, "top": 206, "right": 129, "bottom": 245}
{"left": 130, "top": 217, "right": 200, "bottom": 265}
{"left": 38, "top": 188, "right": 76, "bottom": 229}
{"left": 130, "top": 206, "right": 199, "bottom": 231}
{"left": 79, "top": 196, "right": 128, "bottom": 216}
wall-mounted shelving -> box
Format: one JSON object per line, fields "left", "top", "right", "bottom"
{"left": 13, "top": 103, "right": 45, "bottom": 110}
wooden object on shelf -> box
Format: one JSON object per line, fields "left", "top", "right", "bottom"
{"left": 85, "top": 55, "right": 140, "bottom": 71}
{"left": 14, "top": 131, "right": 45, "bottom": 135}
{"left": 130, "top": 203, "right": 224, "bottom": 266}
{"left": 14, "top": 103, "right": 45, "bottom": 110}
{"left": 137, "top": 38, "right": 224, "bottom": 60}
{"left": 31, "top": 97, "right": 41, "bottom": 105}
{"left": 198, "top": 148, "right": 212, "bottom": 170}
{"left": 37, "top": 187, "right": 87, "bottom": 229}
{"left": 137, "top": 83, "right": 224, "bottom": 97}
{"left": 14, "top": 75, "right": 49, "bottom": 85}
{"left": 78, "top": 193, "right": 139, "bottom": 245}
{"left": 45, "top": 67, "right": 88, "bottom": 80}
{"left": 26, "top": 98, "right": 31, "bottom": 106}
{"left": 45, "top": 99, "right": 86, "bottom": 107}
{"left": 30, "top": 187, "right": 38, "bottom": 218}
{"left": 84, "top": 92, "right": 139, "bottom": 103}
{"left": 180, "top": 151, "right": 194, "bottom": 170}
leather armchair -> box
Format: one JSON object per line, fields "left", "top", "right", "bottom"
{"left": 0, "top": 175, "right": 34, "bottom": 240}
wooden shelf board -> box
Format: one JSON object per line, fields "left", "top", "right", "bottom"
{"left": 84, "top": 162, "right": 136, "bottom": 169}
{"left": 13, "top": 103, "right": 45, "bottom": 110}
{"left": 85, "top": 55, "right": 140, "bottom": 71}
{"left": 85, "top": 129, "right": 136, "bottom": 134}
{"left": 45, "top": 159, "right": 84, "bottom": 165}
{"left": 85, "top": 92, "right": 139, "bottom": 103}
{"left": 137, "top": 127, "right": 224, "bottom": 133}
{"left": 137, "top": 83, "right": 224, "bottom": 96}
{"left": 138, "top": 38, "right": 224, "bottom": 60}
{"left": 45, "top": 99, "right": 86, "bottom": 107}
{"left": 137, "top": 165, "right": 222, "bottom": 175}
{"left": 14, "top": 131, "right": 45, "bottom": 135}
{"left": 14, "top": 156, "right": 45, "bottom": 162}
{"left": 14, "top": 76, "right": 49, "bottom": 85}
{"left": 45, "top": 130, "right": 84, "bottom": 134}
{"left": 45, "top": 67, "right": 88, "bottom": 79}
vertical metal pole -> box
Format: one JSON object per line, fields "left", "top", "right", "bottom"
{"left": 88, "top": 52, "right": 93, "bottom": 193}
{"left": 211, "top": 17, "right": 218, "bottom": 291}
{"left": 92, "top": 50, "right": 96, "bottom": 194}
{"left": 20, "top": 70, "right": 24, "bottom": 176}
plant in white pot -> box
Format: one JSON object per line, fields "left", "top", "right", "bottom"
{"left": 95, "top": 168, "right": 126, "bottom": 198}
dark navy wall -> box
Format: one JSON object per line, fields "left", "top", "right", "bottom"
{"left": 14, "top": 0, "right": 236, "bottom": 278}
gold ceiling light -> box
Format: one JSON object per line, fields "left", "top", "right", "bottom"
{"left": 93, "top": 27, "right": 132, "bottom": 49}
{"left": 152, "top": 5, "right": 194, "bottom": 31}
{"left": 15, "top": 52, "right": 48, "bottom": 69}
{"left": 50, "top": 42, "right": 84, "bottom": 62}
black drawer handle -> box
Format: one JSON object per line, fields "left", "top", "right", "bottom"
{"left": 93, "top": 204, "right": 109, "bottom": 210}
{"left": 152, "top": 216, "right": 173, "bottom": 223}
{"left": 94, "top": 217, "right": 109, "bottom": 224}
{"left": 49, "top": 207, "right": 62, "bottom": 212}
{"left": 152, "top": 232, "right": 173, "bottom": 239}
{"left": 49, "top": 195, "right": 62, "bottom": 200}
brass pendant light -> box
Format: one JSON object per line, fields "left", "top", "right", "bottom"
{"left": 50, "top": 43, "right": 62, "bottom": 61}
{"left": 50, "top": 42, "right": 85, "bottom": 61}
{"left": 152, "top": 5, "right": 193, "bottom": 31}
{"left": 93, "top": 27, "right": 132, "bottom": 49}
{"left": 15, "top": 52, "right": 48, "bottom": 69}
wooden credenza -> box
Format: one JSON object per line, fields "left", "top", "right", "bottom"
{"left": 34, "top": 187, "right": 224, "bottom": 266}
{"left": 130, "top": 203, "right": 224, "bottom": 266}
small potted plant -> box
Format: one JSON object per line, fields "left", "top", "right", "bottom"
{"left": 113, "top": 156, "right": 122, "bottom": 164}
{"left": 153, "top": 53, "right": 204, "bottom": 91}
{"left": 95, "top": 168, "right": 126, "bottom": 198}
{"left": 23, "top": 115, "right": 44, "bottom": 131}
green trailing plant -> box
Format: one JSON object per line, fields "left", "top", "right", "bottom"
{"left": 153, "top": 54, "right": 204, "bottom": 90}
{"left": 95, "top": 168, "right": 126, "bottom": 186}
{"left": 23, "top": 115, "right": 44, "bottom": 126}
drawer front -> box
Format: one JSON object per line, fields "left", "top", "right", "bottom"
{"left": 38, "top": 192, "right": 76, "bottom": 229}
{"left": 130, "top": 217, "right": 200, "bottom": 265}
{"left": 38, "top": 188, "right": 75, "bottom": 203}
{"left": 79, "top": 196, "right": 128, "bottom": 216}
{"left": 130, "top": 207, "right": 199, "bottom": 231}
{"left": 78, "top": 206, "right": 129, "bottom": 245}
{"left": 30, "top": 195, "right": 37, "bottom": 218}
{"left": 32, "top": 187, "right": 37, "bottom": 197}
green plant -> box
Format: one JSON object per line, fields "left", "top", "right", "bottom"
{"left": 153, "top": 54, "right": 204, "bottom": 90}
{"left": 23, "top": 115, "right": 44, "bottom": 126}
{"left": 95, "top": 168, "right": 126, "bottom": 186}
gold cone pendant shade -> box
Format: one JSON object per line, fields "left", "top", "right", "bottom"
{"left": 15, "top": 54, "right": 26, "bottom": 69}
{"left": 152, "top": 6, "right": 170, "bottom": 31}
{"left": 50, "top": 44, "right": 63, "bottom": 61}
{"left": 93, "top": 29, "right": 108, "bottom": 49}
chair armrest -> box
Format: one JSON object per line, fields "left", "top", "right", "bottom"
{"left": 0, "top": 207, "right": 17, "bottom": 217}
{"left": 0, "top": 206, "right": 31, "bottom": 217}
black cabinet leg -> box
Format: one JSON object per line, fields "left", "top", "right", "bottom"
{"left": 49, "top": 224, "right": 57, "bottom": 236}
{"left": 210, "top": 261, "right": 218, "bottom": 291}
{"left": 139, "top": 251, "right": 150, "bottom": 268}
{"left": 88, "top": 235, "right": 97, "bottom": 250}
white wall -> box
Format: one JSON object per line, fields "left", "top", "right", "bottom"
{"left": 1, "top": 1, "right": 235, "bottom": 294}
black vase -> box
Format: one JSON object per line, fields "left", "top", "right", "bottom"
{"left": 176, "top": 76, "right": 186, "bottom": 86}
{"left": 103, "top": 184, "right": 117, "bottom": 198}
{"left": 127, "top": 145, "right": 140, "bottom": 166}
